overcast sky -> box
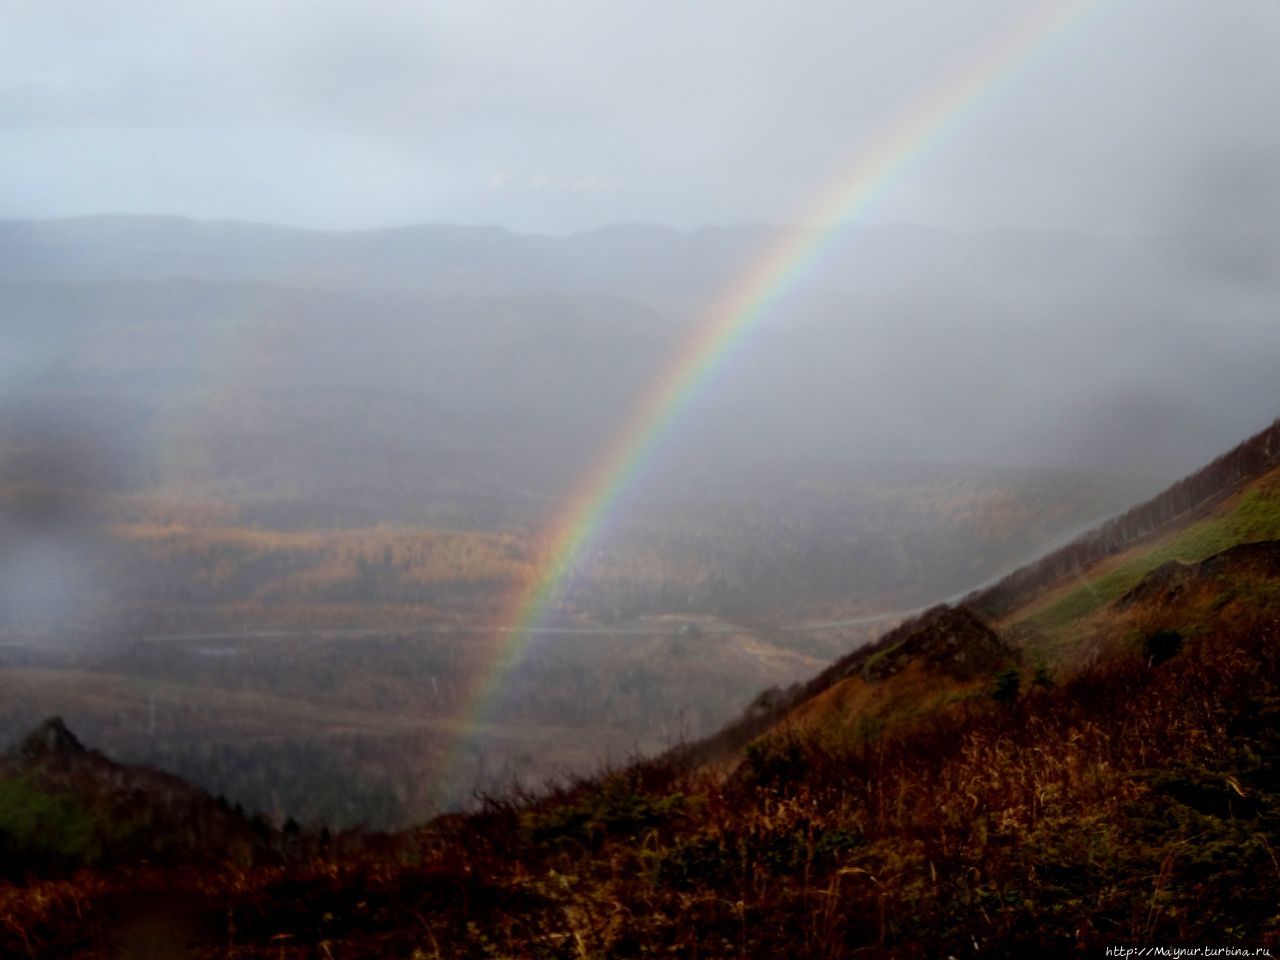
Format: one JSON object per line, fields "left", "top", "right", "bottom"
{"left": 1, "top": 0, "right": 1278, "bottom": 235}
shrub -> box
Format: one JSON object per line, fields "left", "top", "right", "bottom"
{"left": 992, "top": 667, "right": 1021, "bottom": 703}
{"left": 1144, "top": 629, "right": 1184, "bottom": 665}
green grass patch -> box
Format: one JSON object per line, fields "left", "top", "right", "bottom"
{"left": 859, "top": 638, "right": 906, "bottom": 676}
{"left": 0, "top": 775, "right": 107, "bottom": 871}
{"left": 0, "top": 774, "right": 156, "bottom": 875}
{"left": 1021, "top": 482, "right": 1280, "bottom": 633}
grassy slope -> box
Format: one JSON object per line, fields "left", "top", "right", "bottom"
{"left": 1007, "top": 467, "right": 1280, "bottom": 661}
{"left": 755, "top": 455, "right": 1280, "bottom": 761}
{"left": 784, "top": 660, "right": 992, "bottom": 746}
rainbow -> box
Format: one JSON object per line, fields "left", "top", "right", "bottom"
{"left": 435, "top": 0, "right": 1104, "bottom": 802}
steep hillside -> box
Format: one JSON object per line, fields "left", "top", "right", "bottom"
{"left": 989, "top": 430, "right": 1280, "bottom": 665}
{"left": 774, "top": 606, "right": 1020, "bottom": 749}
{"left": 693, "top": 418, "right": 1280, "bottom": 762}
{"left": 6, "top": 569, "right": 1280, "bottom": 956}
{"left": 4, "top": 419, "right": 1280, "bottom": 957}
{"left": 973, "top": 417, "right": 1280, "bottom": 621}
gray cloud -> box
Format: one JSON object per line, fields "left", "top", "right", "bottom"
{"left": 0, "top": 0, "right": 1278, "bottom": 234}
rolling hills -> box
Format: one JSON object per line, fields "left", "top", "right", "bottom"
{"left": 13, "top": 214, "right": 1280, "bottom": 827}
{"left": 3, "top": 417, "right": 1280, "bottom": 956}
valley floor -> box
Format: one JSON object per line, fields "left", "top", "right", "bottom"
{"left": 5, "top": 596, "right": 1280, "bottom": 958}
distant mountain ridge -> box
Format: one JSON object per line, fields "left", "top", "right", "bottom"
{"left": 0, "top": 213, "right": 1230, "bottom": 299}
{"left": 3, "top": 213, "right": 1275, "bottom": 483}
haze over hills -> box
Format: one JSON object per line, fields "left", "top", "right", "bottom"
{"left": 3, "top": 215, "right": 1277, "bottom": 479}
{"left": 692, "top": 417, "right": 1280, "bottom": 763}
{"left": 2, "top": 215, "right": 1278, "bottom": 821}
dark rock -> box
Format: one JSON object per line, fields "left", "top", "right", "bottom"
{"left": 863, "top": 606, "right": 1017, "bottom": 682}
{"left": 1116, "top": 540, "right": 1280, "bottom": 612}
{"left": 1115, "top": 560, "right": 1196, "bottom": 611}
{"left": 19, "top": 715, "right": 86, "bottom": 761}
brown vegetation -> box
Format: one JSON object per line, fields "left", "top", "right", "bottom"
{"left": 5, "top": 424, "right": 1280, "bottom": 955}
{"left": 4, "top": 585, "right": 1280, "bottom": 956}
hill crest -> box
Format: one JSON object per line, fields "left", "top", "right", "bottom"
{"left": 686, "top": 416, "right": 1280, "bottom": 764}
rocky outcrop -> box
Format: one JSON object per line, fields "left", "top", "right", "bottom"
{"left": 19, "top": 715, "right": 86, "bottom": 761}
{"left": 1116, "top": 540, "right": 1280, "bottom": 612}
{"left": 860, "top": 606, "right": 1018, "bottom": 682}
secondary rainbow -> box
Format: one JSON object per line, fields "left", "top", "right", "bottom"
{"left": 435, "top": 0, "right": 1105, "bottom": 801}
